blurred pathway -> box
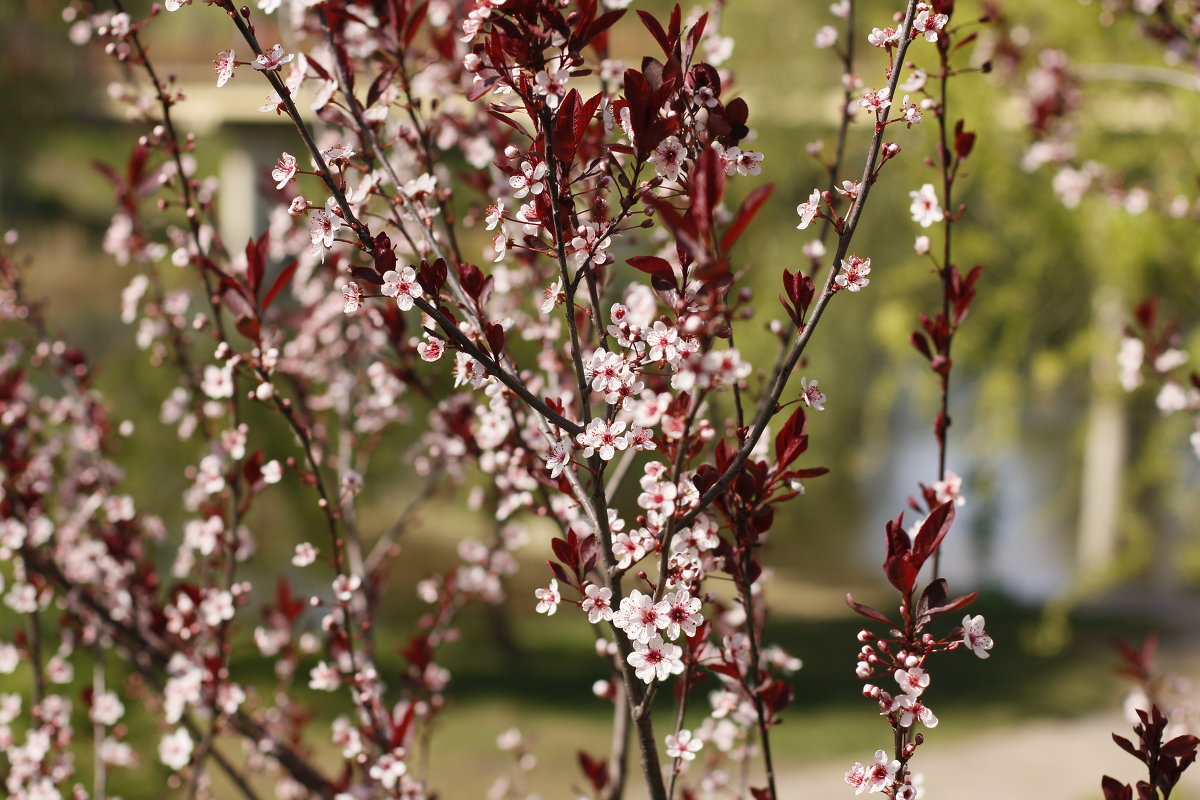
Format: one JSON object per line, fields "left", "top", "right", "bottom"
{"left": 776, "top": 709, "right": 1200, "bottom": 800}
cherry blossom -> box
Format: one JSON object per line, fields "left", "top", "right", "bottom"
{"left": 900, "top": 95, "right": 923, "bottom": 126}
{"left": 576, "top": 418, "right": 629, "bottom": 461}
{"left": 253, "top": 44, "right": 294, "bottom": 72}
{"left": 909, "top": 184, "right": 944, "bottom": 228}
{"left": 612, "top": 530, "right": 648, "bottom": 570}
{"left": 868, "top": 27, "right": 900, "bottom": 48}
{"left": 381, "top": 266, "right": 423, "bottom": 311}
{"left": 650, "top": 136, "right": 688, "bottom": 182}
{"left": 490, "top": 231, "right": 508, "bottom": 263}
{"left": 627, "top": 635, "right": 684, "bottom": 683}
{"left": 835, "top": 180, "right": 862, "bottom": 200}
{"left": 309, "top": 661, "right": 340, "bottom": 691}
{"left": 932, "top": 471, "right": 965, "bottom": 507}
{"left": 814, "top": 25, "right": 838, "bottom": 49}
{"left": 801, "top": 376, "right": 827, "bottom": 410}
{"left": 796, "top": 189, "right": 822, "bottom": 230}
{"left": 272, "top": 152, "right": 298, "bottom": 189}
{"left": 545, "top": 438, "right": 571, "bottom": 478}
{"left": 645, "top": 321, "right": 682, "bottom": 363}
{"left": 158, "top": 728, "right": 193, "bottom": 771}
{"left": 718, "top": 145, "right": 765, "bottom": 177}
{"left": 509, "top": 160, "right": 546, "bottom": 198}
{"left": 341, "top": 282, "right": 363, "bottom": 314}
{"left": 894, "top": 666, "right": 930, "bottom": 697}
{"left": 859, "top": 86, "right": 892, "bottom": 115}
{"left": 582, "top": 584, "right": 614, "bottom": 623}
{"left": 863, "top": 749, "right": 900, "bottom": 793}
{"left": 835, "top": 254, "right": 871, "bottom": 292}
{"left": 540, "top": 279, "right": 565, "bottom": 315}
{"left": 534, "top": 579, "right": 561, "bottom": 615}
{"left": 417, "top": 338, "right": 445, "bottom": 362}
{"left": 309, "top": 198, "right": 343, "bottom": 254}
{"left": 914, "top": 235, "right": 931, "bottom": 255}
{"left": 665, "top": 728, "right": 703, "bottom": 760}
{"left": 570, "top": 224, "right": 613, "bottom": 267}
{"left": 891, "top": 694, "right": 939, "bottom": 729}
{"left": 293, "top": 542, "right": 318, "bottom": 567}
{"left": 164, "top": 0, "right": 192, "bottom": 10}
{"left": 913, "top": 3, "right": 949, "bottom": 42}
{"left": 614, "top": 589, "right": 668, "bottom": 644}
{"left": 661, "top": 589, "right": 703, "bottom": 640}
{"left": 961, "top": 615, "right": 994, "bottom": 658}
{"left": 213, "top": 49, "right": 236, "bottom": 87}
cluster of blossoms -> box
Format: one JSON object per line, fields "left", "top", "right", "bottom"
{"left": 7, "top": 0, "right": 1001, "bottom": 799}
{"left": 1118, "top": 302, "right": 1200, "bottom": 460}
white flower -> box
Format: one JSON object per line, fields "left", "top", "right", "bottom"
{"left": 909, "top": 184, "right": 944, "bottom": 228}
{"left": 665, "top": 728, "right": 704, "bottom": 760}
{"left": 796, "top": 189, "right": 822, "bottom": 230}
{"left": 627, "top": 635, "right": 684, "bottom": 683}
{"left": 961, "top": 615, "right": 993, "bottom": 659}
{"left": 158, "top": 728, "right": 194, "bottom": 771}
{"left": 534, "top": 579, "right": 561, "bottom": 615}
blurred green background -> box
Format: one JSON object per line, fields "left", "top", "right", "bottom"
{"left": 3, "top": 0, "right": 1200, "bottom": 797}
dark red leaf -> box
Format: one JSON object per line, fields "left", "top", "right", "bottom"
{"left": 626, "top": 255, "right": 675, "bottom": 279}
{"left": 1101, "top": 776, "right": 1132, "bottom": 800}
{"left": 720, "top": 183, "right": 774, "bottom": 253}
{"left": 262, "top": 260, "right": 298, "bottom": 311}
{"left": 484, "top": 321, "right": 505, "bottom": 356}
{"left": 845, "top": 594, "right": 895, "bottom": 626}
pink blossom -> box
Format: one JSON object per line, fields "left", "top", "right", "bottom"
{"left": 253, "top": 44, "right": 294, "bottom": 72}
{"left": 612, "top": 530, "right": 648, "bottom": 570}
{"left": 615, "top": 589, "right": 669, "bottom": 644}
{"left": 891, "top": 694, "right": 939, "bottom": 728}
{"left": 381, "top": 266, "right": 423, "bottom": 311}
{"left": 858, "top": 86, "right": 892, "bottom": 115}
{"left": 932, "top": 471, "right": 965, "bottom": 507}
{"left": 309, "top": 198, "right": 343, "bottom": 254}
{"left": 814, "top": 25, "right": 838, "bottom": 48}
{"left": 665, "top": 728, "right": 703, "bottom": 760}
{"left": 650, "top": 136, "right": 687, "bottom": 182}
{"left": 962, "top": 615, "right": 994, "bottom": 659}
{"left": 341, "top": 282, "right": 363, "bottom": 314}
{"left": 661, "top": 589, "right": 703, "bottom": 640}
{"left": 909, "top": 184, "right": 944, "bottom": 228}
{"left": 570, "top": 224, "right": 613, "bottom": 267}
{"left": 576, "top": 418, "right": 629, "bottom": 461}
{"left": 534, "top": 579, "right": 561, "bottom": 615}
{"left": 213, "top": 49, "right": 236, "bottom": 87}
{"left": 417, "top": 338, "right": 445, "bottom": 362}
{"left": 913, "top": 3, "right": 949, "bottom": 42}
{"left": 627, "top": 634, "right": 684, "bottom": 683}
{"left": 309, "top": 661, "right": 340, "bottom": 691}
{"left": 894, "top": 666, "right": 930, "bottom": 697}
{"left": 292, "top": 542, "right": 318, "bottom": 567}
{"left": 509, "top": 160, "right": 546, "bottom": 198}
{"left": 272, "top": 152, "right": 298, "bottom": 189}
{"left": 801, "top": 376, "right": 826, "bottom": 410}
{"left": 645, "top": 321, "right": 681, "bottom": 363}
{"left": 796, "top": 189, "right": 822, "bottom": 230}
{"left": 835, "top": 254, "right": 871, "bottom": 292}
{"left": 582, "top": 584, "right": 614, "bottom": 623}
{"left": 867, "top": 27, "right": 900, "bottom": 48}
{"left": 159, "top": 728, "right": 194, "bottom": 771}
{"left": 545, "top": 438, "right": 572, "bottom": 478}
{"left": 627, "top": 424, "right": 657, "bottom": 451}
